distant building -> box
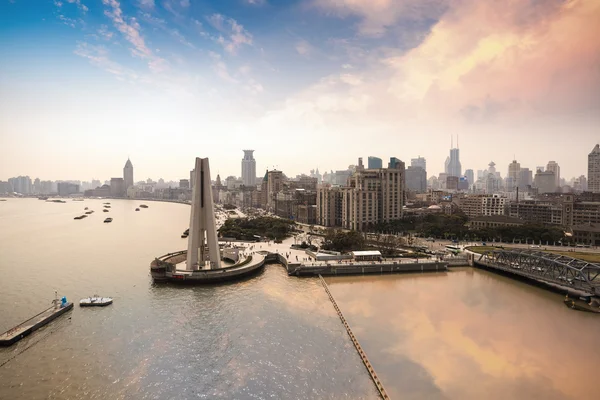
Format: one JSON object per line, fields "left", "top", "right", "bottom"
{"left": 445, "top": 137, "right": 462, "bottom": 177}
{"left": 179, "top": 179, "right": 190, "bottom": 189}
{"left": 7, "top": 176, "right": 32, "bottom": 194}
{"left": 405, "top": 166, "right": 427, "bottom": 192}
{"left": 589, "top": 144, "right": 600, "bottom": 193}
{"left": 507, "top": 160, "right": 520, "bottom": 191}
{"left": 518, "top": 168, "right": 533, "bottom": 190}
{"left": 388, "top": 157, "right": 402, "bottom": 169}
{"left": 267, "top": 170, "right": 284, "bottom": 211}
{"left": 57, "top": 182, "right": 79, "bottom": 196}
{"left": 110, "top": 178, "right": 126, "bottom": 197}
{"left": 123, "top": 158, "right": 134, "bottom": 190}
{"left": 411, "top": 156, "right": 427, "bottom": 171}
{"left": 446, "top": 176, "right": 459, "bottom": 191}
{"left": 241, "top": 150, "right": 256, "bottom": 187}
{"left": 317, "top": 159, "right": 405, "bottom": 231}
{"left": 458, "top": 194, "right": 507, "bottom": 218}
{"left": 465, "top": 169, "right": 474, "bottom": 185}
{"left": 367, "top": 156, "right": 382, "bottom": 169}
{"left": 467, "top": 215, "right": 524, "bottom": 230}
{"left": 546, "top": 161, "right": 560, "bottom": 189}
{"left": 534, "top": 169, "right": 556, "bottom": 194}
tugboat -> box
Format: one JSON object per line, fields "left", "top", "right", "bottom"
{"left": 104, "top": 217, "right": 113, "bottom": 223}
{"left": 79, "top": 295, "right": 113, "bottom": 307}
{"left": 139, "top": 204, "right": 149, "bottom": 208}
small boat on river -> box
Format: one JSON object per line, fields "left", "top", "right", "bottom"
{"left": 563, "top": 295, "right": 600, "bottom": 313}
{"left": 139, "top": 204, "right": 149, "bottom": 208}
{"left": 103, "top": 209, "right": 109, "bottom": 212}
{"left": 135, "top": 208, "right": 140, "bottom": 211}
{"left": 104, "top": 217, "right": 113, "bottom": 223}
{"left": 79, "top": 295, "right": 113, "bottom": 307}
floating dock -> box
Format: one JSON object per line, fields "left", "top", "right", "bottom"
{"left": 0, "top": 303, "right": 73, "bottom": 346}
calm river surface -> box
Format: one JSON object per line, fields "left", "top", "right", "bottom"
{"left": 1, "top": 199, "right": 599, "bottom": 400}
{"left": 0, "top": 199, "right": 377, "bottom": 399}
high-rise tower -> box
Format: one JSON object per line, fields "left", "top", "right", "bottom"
{"left": 445, "top": 136, "right": 462, "bottom": 177}
{"left": 546, "top": 161, "right": 560, "bottom": 189}
{"left": 123, "top": 158, "right": 134, "bottom": 190}
{"left": 241, "top": 150, "right": 256, "bottom": 187}
{"left": 589, "top": 144, "right": 600, "bottom": 193}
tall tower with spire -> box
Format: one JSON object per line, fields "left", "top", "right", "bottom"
{"left": 123, "top": 158, "right": 134, "bottom": 190}
{"left": 445, "top": 135, "right": 462, "bottom": 177}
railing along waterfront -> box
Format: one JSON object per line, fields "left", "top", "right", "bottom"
{"left": 319, "top": 275, "right": 390, "bottom": 400}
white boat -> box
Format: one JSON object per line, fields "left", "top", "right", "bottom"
{"left": 79, "top": 295, "right": 113, "bottom": 307}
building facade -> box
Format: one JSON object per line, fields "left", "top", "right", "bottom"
{"left": 589, "top": 144, "right": 600, "bottom": 193}
{"left": 458, "top": 194, "right": 507, "bottom": 218}
{"left": 367, "top": 156, "right": 382, "bottom": 169}
{"left": 110, "top": 177, "right": 126, "bottom": 197}
{"left": 546, "top": 161, "right": 560, "bottom": 189}
{"left": 241, "top": 150, "right": 257, "bottom": 187}
{"left": 405, "top": 166, "right": 427, "bottom": 192}
{"left": 534, "top": 170, "right": 556, "bottom": 194}
{"left": 317, "top": 161, "right": 405, "bottom": 231}
{"left": 123, "top": 158, "right": 134, "bottom": 190}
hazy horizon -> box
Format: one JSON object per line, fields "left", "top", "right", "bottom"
{"left": 1, "top": 0, "right": 599, "bottom": 182}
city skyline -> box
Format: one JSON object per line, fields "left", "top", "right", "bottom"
{"left": 1, "top": 0, "right": 599, "bottom": 181}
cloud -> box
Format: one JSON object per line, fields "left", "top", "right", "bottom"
{"left": 101, "top": 0, "right": 168, "bottom": 72}
{"left": 138, "top": 0, "right": 155, "bottom": 9}
{"left": 207, "top": 13, "right": 253, "bottom": 54}
{"left": 58, "top": 14, "right": 80, "bottom": 28}
{"left": 97, "top": 24, "right": 114, "bottom": 40}
{"left": 311, "top": 0, "right": 446, "bottom": 37}
{"left": 209, "top": 52, "right": 238, "bottom": 83}
{"left": 65, "top": 0, "right": 88, "bottom": 13}
{"left": 276, "top": 0, "right": 600, "bottom": 130}
{"left": 74, "top": 42, "right": 139, "bottom": 81}
{"left": 295, "top": 40, "right": 313, "bottom": 57}
{"left": 245, "top": 0, "right": 266, "bottom": 5}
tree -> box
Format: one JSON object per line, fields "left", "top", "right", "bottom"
{"left": 322, "top": 229, "right": 365, "bottom": 252}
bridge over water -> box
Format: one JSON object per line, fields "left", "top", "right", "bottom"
{"left": 469, "top": 249, "right": 600, "bottom": 296}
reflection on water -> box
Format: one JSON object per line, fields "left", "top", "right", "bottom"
{"left": 0, "top": 199, "right": 377, "bottom": 399}
{"left": 327, "top": 269, "right": 600, "bottom": 400}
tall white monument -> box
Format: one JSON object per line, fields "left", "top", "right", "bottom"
{"left": 186, "top": 158, "right": 221, "bottom": 270}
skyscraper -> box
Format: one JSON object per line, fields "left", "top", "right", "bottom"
{"left": 465, "top": 169, "right": 474, "bottom": 185}
{"left": 411, "top": 156, "right": 426, "bottom": 171}
{"left": 546, "top": 161, "right": 560, "bottom": 188}
{"left": 367, "top": 156, "right": 382, "bottom": 169}
{"left": 507, "top": 160, "right": 520, "bottom": 191}
{"left": 123, "top": 158, "right": 134, "bottom": 190}
{"left": 588, "top": 144, "right": 600, "bottom": 193}
{"left": 445, "top": 137, "right": 461, "bottom": 177}
{"left": 241, "top": 150, "right": 256, "bottom": 187}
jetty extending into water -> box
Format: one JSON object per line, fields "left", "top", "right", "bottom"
{"left": 0, "top": 300, "right": 73, "bottom": 346}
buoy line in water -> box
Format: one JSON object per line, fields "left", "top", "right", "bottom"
{"left": 319, "top": 274, "right": 390, "bottom": 400}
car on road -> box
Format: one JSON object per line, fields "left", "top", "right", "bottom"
{"left": 530, "top": 245, "right": 540, "bottom": 248}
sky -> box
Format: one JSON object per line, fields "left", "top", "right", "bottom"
{"left": 0, "top": 0, "right": 599, "bottom": 182}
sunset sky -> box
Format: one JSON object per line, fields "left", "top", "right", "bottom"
{"left": 1, "top": 0, "right": 598, "bottom": 181}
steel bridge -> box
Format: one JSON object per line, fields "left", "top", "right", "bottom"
{"left": 472, "top": 249, "right": 600, "bottom": 296}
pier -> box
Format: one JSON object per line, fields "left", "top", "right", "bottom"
{"left": 319, "top": 275, "right": 390, "bottom": 399}
{"left": 0, "top": 302, "right": 73, "bottom": 347}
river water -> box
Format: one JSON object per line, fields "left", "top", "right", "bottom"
{"left": 1, "top": 199, "right": 598, "bottom": 399}
{"left": 0, "top": 199, "right": 377, "bottom": 399}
